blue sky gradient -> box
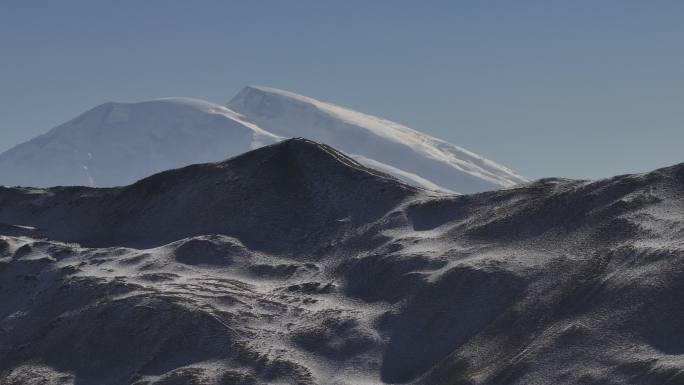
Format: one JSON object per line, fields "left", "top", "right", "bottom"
{"left": 1, "top": 1, "right": 682, "bottom": 179}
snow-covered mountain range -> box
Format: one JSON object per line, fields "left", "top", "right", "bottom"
{"left": 1, "top": 139, "right": 683, "bottom": 384}
{"left": 227, "top": 86, "right": 527, "bottom": 193}
{"left": 0, "top": 86, "right": 526, "bottom": 193}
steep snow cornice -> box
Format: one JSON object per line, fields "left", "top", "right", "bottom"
{"left": 228, "top": 85, "right": 528, "bottom": 193}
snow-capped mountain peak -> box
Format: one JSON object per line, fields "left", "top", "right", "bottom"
{"left": 228, "top": 85, "right": 527, "bottom": 193}
{"left": 0, "top": 97, "right": 280, "bottom": 188}
{"left": 0, "top": 86, "right": 526, "bottom": 192}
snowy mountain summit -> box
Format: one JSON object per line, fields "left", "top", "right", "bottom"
{"left": 0, "top": 98, "right": 280, "bottom": 188}
{"left": 0, "top": 86, "right": 526, "bottom": 192}
{"left": 228, "top": 86, "right": 527, "bottom": 193}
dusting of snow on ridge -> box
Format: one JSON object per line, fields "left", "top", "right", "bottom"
{"left": 1, "top": 140, "right": 683, "bottom": 384}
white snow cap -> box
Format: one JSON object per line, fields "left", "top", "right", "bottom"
{"left": 228, "top": 86, "right": 528, "bottom": 193}
{"left": 0, "top": 86, "right": 527, "bottom": 193}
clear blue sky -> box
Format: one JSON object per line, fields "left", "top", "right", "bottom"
{"left": 1, "top": 1, "right": 682, "bottom": 179}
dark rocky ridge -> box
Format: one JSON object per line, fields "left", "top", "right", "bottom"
{"left": 1, "top": 139, "right": 683, "bottom": 385}
{"left": 0, "top": 138, "right": 416, "bottom": 251}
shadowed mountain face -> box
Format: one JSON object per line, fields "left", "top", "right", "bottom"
{"left": 1, "top": 139, "right": 683, "bottom": 385}
{"left": 0, "top": 139, "right": 415, "bottom": 251}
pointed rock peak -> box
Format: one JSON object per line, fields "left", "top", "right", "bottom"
{"left": 127, "top": 138, "right": 418, "bottom": 202}
{"left": 0, "top": 139, "right": 420, "bottom": 250}
{"left": 218, "top": 137, "right": 415, "bottom": 189}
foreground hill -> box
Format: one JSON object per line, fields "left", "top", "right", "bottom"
{"left": 0, "top": 87, "right": 526, "bottom": 193}
{"left": 1, "top": 139, "right": 683, "bottom": 385}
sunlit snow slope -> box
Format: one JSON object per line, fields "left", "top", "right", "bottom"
{"left": 0, "top": 98, "right": 281, "bottom": 187}
{"left": 0, "top": 87, "right": 526, "bottom": 192}
{"left": 228, "top": 86, "right": 527, "bottom": 193}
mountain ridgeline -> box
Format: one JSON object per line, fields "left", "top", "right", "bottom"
{"left": 1, "top": 139, "right": 683, "bottom": 384}
{"left": 0, "top": 86, "right": 527, "bottom": 193}
{"left": 0, "top": 139, "right": 415, "bottom": 251}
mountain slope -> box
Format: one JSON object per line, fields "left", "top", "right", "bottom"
{"left": 228, "top": 86, "right": 527, "bottom": 193}
{"left": 0, "top": 97, "right": 280, "bottom": 187}
{"left": 1, "top": 139, "right": 683, "bottom": 385}
{"left": 0, "top": 138, "right": 415, "bottom": 251}
{"left": 0, "top": 87, "right": 526, "bottom": 193}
